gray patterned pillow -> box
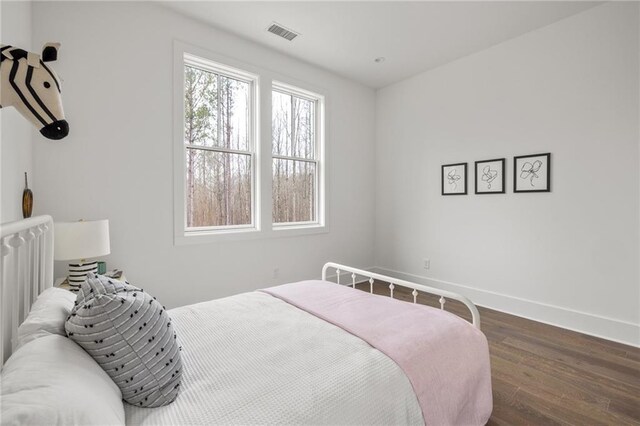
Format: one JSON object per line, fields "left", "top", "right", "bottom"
{"left": 65, "top": 274, "right": 183, "bottom": 407}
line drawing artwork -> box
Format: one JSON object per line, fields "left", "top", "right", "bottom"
{"left": 481, "top": 165, "right": 498, "bottom": 189}
{"left": 520, "top": 160, "right": 542, "bottom": 187}
{"left": 447, "top": 169, "right": 461, "bottom": 190}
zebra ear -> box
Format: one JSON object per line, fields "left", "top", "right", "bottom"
{"left": 42, "top": 42, "right": 60, "bottom": 62}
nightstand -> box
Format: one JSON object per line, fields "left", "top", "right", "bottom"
{"left": 55, "top": 272, "right": 127, "bottom": 292}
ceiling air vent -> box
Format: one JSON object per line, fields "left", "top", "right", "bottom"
{"left": 267, "top": 23, "right": 299, "bottom": 41}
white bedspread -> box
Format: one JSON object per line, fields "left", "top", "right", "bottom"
{"left": 125, "top": 292, "right": 423, "bottom": 425}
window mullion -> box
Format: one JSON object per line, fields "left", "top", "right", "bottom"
{"left": 186, "top": 144, "right": 251, "bottom": 156}
{"left": 272, "top": 154, "right": 317, "bottom": 163}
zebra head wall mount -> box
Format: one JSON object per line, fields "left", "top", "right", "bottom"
{"left": 0, "top": 43, "right": 69, "bottom": 140}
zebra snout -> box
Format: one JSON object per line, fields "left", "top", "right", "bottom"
{"left": 40, "top": 119, "right": 69, "bottom": 140}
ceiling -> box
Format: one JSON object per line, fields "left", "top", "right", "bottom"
{"left": 164, "top": 1, "right": 601, "bottom": 88}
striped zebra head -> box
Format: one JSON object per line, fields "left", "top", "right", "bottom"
{"left": 1, "top": 43, "right": 69, "bottom": 140}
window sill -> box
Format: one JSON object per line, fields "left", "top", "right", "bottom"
{"left": 272, "top": 223, "right": 328, "bottom": 238}
{"left": 174, "top": 224, "right": 327, "bottom": 246}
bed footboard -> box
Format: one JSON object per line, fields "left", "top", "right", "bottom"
{"left": 322, "top": 262, "right": 481, "bottom": 329}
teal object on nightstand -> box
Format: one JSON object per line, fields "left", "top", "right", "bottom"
{"left": 97, "top": 261, "right": 107, "bottom": 275}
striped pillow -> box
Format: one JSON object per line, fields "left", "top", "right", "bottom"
{"left": 65, "top": 274, "right": 182, "bottom": 407}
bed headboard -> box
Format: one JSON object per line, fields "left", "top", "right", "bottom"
{"left": 0, "top": 215, "right": 54, "bottom": 364}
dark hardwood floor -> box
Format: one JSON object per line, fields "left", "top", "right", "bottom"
{"left": 354, "top": 282, "right": 640, "bottom": 425}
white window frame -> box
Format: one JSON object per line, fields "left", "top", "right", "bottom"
{"left": 174, "top": 46, "right": 261, "bottom": 244}
{"left": 272, "top": 81, "right": 326, "bottom": 230}
{"left": 183, "top": 54, "right": 258, "bottom": 233}
{"left": 173, "top": 41, "right": 328, "bottom": 245}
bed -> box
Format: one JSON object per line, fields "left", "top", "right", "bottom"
{"left": 0, "top": 216, "right": 492, "bottom": 425}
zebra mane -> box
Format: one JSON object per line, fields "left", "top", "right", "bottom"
{"left": 1, "top": 45, "right": 41, "bottom": 67}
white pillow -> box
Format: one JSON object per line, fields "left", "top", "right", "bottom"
{"left": 1, "top": 334, "right": 125, "bottom": 426}
{"left": 16, "top": 287, "right": 76, "bottom": 348}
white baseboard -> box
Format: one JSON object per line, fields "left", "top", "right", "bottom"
{"left": 372, "top": 266, "right": 640, "bottom": 348}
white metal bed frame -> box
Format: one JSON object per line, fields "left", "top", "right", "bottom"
{"left": 322, "top": 262, "right": 481, "bottom": 329}
{"left": 0, "top": 216, "right": 481, "bottom": 366}
{"left": 0, "top": 215, "right": 54, "bottom": 364}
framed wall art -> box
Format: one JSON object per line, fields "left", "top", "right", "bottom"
{"left": 514, "top": 153, "right": 551, "bottom": 193}
{"left": 441, "top": 163, "right": 467, "bottom": 195}
{"left": 475, "top": 158, "right": 505, "bottom": 194}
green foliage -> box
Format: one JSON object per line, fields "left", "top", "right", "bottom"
{"left": 184, "top": 66, "right": 217, "bottom": 146}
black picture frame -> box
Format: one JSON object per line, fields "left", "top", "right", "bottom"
{"left": 475, "top": 158, "right": 506, "bottom": 194}
{"left": 441, "top": 163, "right": 467, "bottom": 195}
{"left": 513, "top": 153, "right": 551, "bottom": 193}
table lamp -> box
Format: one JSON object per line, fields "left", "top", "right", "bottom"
{"left": 54, "top": 219, "right": 110, "bottom": 286}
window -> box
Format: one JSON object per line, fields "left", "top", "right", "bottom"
{"left": 175, "top": 44, "right": 327, "bottom": 243}
{"left": 272, "top": 83, "right": 324, "bottom": 227}
{"left": 183, "top": 54, "right": 257, "bottom": 231}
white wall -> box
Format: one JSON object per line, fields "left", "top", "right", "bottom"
{"left": 31, "top": 2, "right": 376, "bottom": 308}
{"left": 375, "top": 3, "right": 639, "bottom": 346}
{"left": 1, "top": 1, "right": 33, "bottom": 223}
{"left": 26, "top": 2, "right": 639, "bottom": 345}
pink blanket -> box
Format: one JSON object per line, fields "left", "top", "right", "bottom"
{"left": 261, "top": 280, "right": 492, "bottom": 426}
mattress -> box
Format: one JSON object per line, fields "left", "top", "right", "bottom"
{"left": 125, "top": 291, "right": 423, "bottom": 425}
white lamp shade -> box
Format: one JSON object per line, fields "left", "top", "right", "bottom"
{"left": 54, "top": 220, "right": 111, "bottom": 261}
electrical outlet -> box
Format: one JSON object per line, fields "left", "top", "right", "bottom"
{"left": 423, "top": 258, "right": 430, "bottom": 270}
